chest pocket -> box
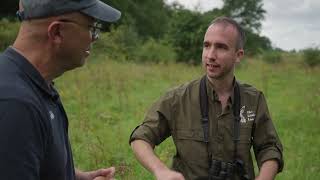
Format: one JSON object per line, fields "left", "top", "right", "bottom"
{"left": 239, "top": 123, "right": 253, "bottom": 142}
{"left": 222, "top": 114, "right": 253, "bottom": 161}
{"left": 173, "top": 129, "right": 209, "bottom": 167}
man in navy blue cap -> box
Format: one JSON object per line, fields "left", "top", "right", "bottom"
{"left": 0, "top": 0, "right": 120, "bottom": 180}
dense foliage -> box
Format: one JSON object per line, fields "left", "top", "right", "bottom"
{"left": 303, "top": 48, "right": 320, "bottom": 67}
{"left": 1, "top": 0, "right": 274, "bottom": 62}
{"left": 222, "top": 0, "right": 265, "bottom": 32}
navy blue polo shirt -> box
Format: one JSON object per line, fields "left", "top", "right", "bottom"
{"left": 0, "top": 47, "right": 75, "bottom": 180}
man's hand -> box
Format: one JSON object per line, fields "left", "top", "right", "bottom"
{"left": 155, "top": 169, "right": 185, "bottom": 180}
{"left": 131, "top": 140, "right": 185, "bottom": 180}
{"left": 76, "top": 167, "right": 115, "bottom": 180}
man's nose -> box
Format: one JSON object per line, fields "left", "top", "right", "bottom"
{"left": 206, "top": 47, "right": 217, "bottom": 60}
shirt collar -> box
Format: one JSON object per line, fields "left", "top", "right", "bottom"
{"left": 206, "top": 76, "right": 237, "bottom": 105}
{"left": 4, "top": 47, "right": 59, "bottom": 100}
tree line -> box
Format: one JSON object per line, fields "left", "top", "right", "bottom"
{"left": 1, "top": 0, "right": 273, "bottom": 63}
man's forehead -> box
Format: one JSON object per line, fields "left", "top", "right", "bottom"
{"left": 203, "top": 23, "right": 239, "bottom": 46}
{"left": 209, "top": 22, "right": 237, "bottom": 33}
{"left": 205, "top": 23, "right": 238, "bottom": 39}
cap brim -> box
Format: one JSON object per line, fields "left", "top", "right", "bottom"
{"left": 81, "top": 0, "right": 121, "bottom": 22}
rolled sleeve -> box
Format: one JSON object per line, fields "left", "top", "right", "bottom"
{"left": 256, "top": 143, "right": 284, "bottom": 172}
{"left": 129, "top": 124, "right": 161, "bottom": 147}
{"left": 253, "top": 93, "right": 284, "bottom": 172}
{"left": 129, "top": 91, "right": 174, "bottom": 146}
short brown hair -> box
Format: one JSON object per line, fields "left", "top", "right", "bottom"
{"left": 210, "top": 17, "right": 246, "bottom": 50}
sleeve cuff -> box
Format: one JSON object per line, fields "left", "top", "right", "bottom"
{"left": 129, "top": 125, "right": 158, "bottom": 147}
{"left": 257, "top": 146, "right": 284, "bottom": 172}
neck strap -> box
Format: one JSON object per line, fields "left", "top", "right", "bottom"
{"left": 199, "top": 75, "right": 241, "bottom": 160}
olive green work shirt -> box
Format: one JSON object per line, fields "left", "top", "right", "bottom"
{"left": 130, "top": 77, "right": 284, "bottom": 180}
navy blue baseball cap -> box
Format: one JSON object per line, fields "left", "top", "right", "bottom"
{"left": 17, "top": 0, "right": 121, "bottom": 22}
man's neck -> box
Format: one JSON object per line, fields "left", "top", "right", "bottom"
{"left": 208, "top": 75, "right": 234, "bottom": 96}
{"left": 208, "top": 75, "right": 235, "bottom": 111}
{"left": 12, "top": 41, "right": 59, "bottom": 84}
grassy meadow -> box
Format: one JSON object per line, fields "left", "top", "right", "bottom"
{"left": 55, "top": 54, "right": 320, "bottom": 179}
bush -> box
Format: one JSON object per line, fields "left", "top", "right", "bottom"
{"left": 93, "top": 25, "right": 141, "bottom": 61}
{"left": 165, "top": 9, "right": 209, "bottom": 64}
{"left": 303, "top": 48, "right": 320, "bottom": 67}
{"left": 93, "top": 26, "right": 176, "bottom": 64}
{"left": 261, "top": 51, "right": 282, "bottom": 64}
{"left": 135, "top": 38, "right": 176, "bottom": 64}
{"left": 0, "top": 18, "right": 20, "bottom": 51}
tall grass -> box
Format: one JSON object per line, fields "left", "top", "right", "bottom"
{"left": 56, "top": 56, "right": 319, "bottom": 179}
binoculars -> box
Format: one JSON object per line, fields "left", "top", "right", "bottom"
{"left": 208, "top": 159, "right": 250, "bottom": 180}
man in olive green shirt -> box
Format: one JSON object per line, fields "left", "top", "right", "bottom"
{"left": 129, "top": 17, "right": 283, "bottom": 180}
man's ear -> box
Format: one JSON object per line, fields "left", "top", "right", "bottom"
{"left": 47, "top": 22, "right": 63, "bottom": 44}
{"left": 235, "top": 49, "right": 244, "bottom": 63}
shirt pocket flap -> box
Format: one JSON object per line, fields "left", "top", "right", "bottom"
{"left": 174, "top": 129, "right": 204, "bottom": 141}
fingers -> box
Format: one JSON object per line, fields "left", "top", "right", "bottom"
{"left": 100, "top": 167, "right": 116, "bottom": 177}
{"left": 93, "top": 176, "right": 107, "bottom": 180}
{"left": 92, "top": 167, "right": 115, "bottom": 179}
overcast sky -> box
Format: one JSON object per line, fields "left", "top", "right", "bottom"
{"left": 166, "top": 0, "right": 320, "bottom": 51}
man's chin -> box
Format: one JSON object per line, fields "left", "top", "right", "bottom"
{"left": 206, "top": 72, "right": 222, "bottom": 80}
{"left": 207, "top": 71, "right": 218, "bottom": 78}
{"left": 69, "top": 59, "right": 87, "bottom": 70}
{"left": 79, "top": 58, "right": 87, "bottom": 67}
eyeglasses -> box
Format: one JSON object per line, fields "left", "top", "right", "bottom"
{"left": 58, "top": 19, "right": 102, "bottom": 40}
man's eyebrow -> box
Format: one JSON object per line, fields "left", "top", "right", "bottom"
{"left": 214, "top": 42, "right": 228, "bottom": 48}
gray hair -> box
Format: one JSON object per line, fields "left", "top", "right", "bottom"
{"left": 210, "top": 17, "right": 246, "bottom": 50}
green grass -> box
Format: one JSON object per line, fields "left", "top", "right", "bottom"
{"left": 55, "top": 56, "right": 320, "bottom": 179}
